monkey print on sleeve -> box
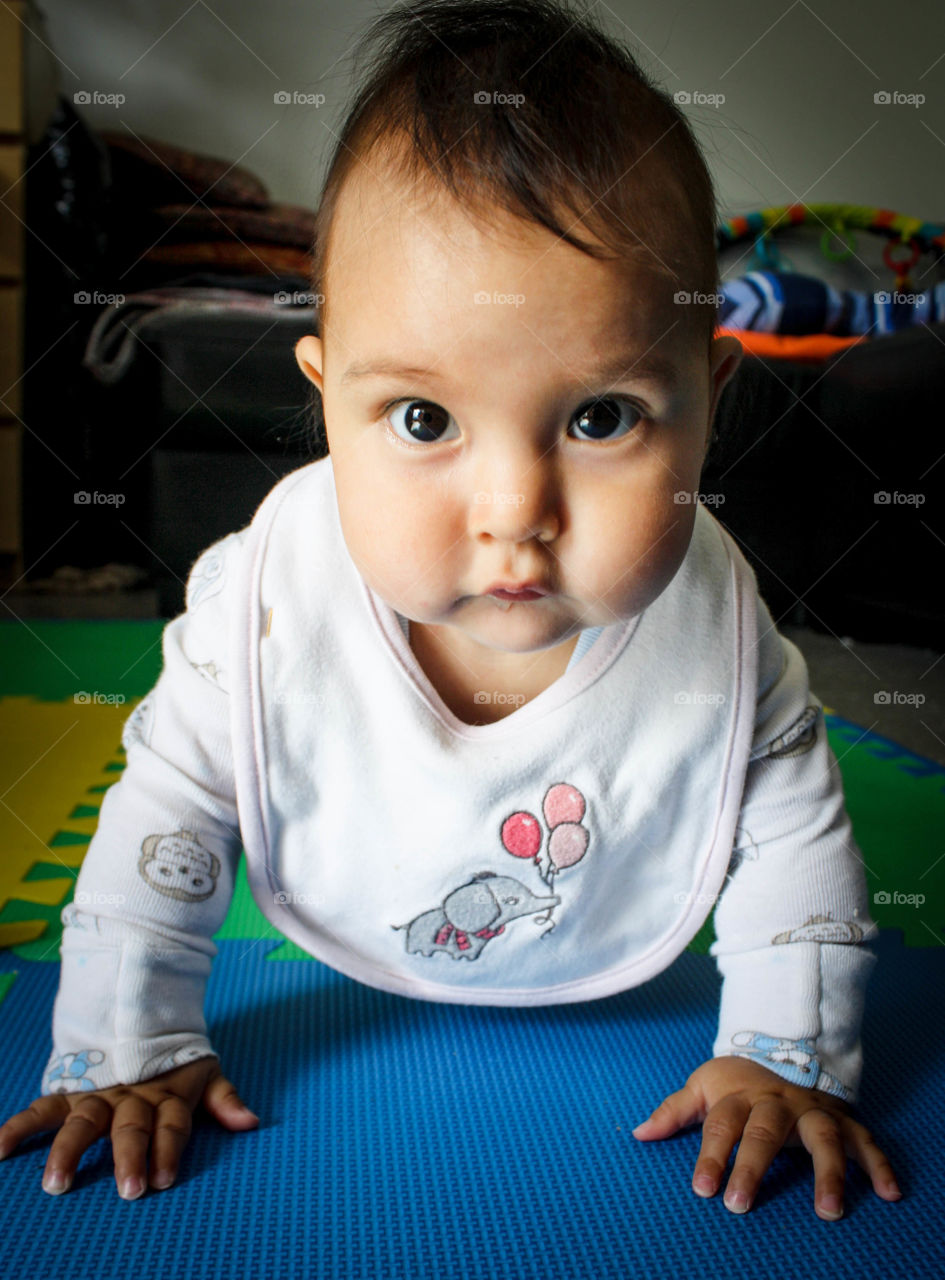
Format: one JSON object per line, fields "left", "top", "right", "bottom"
{"left": 138, "top": 829, "right": 220, "bottom": 902}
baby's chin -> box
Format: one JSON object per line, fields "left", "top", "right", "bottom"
{"left": 441, "top": 595, "right": 596, "bottom": 652}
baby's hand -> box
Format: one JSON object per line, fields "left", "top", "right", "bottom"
{"left": 632, "top": 1055, "right": 902, "bottom": 1219}
{"left": 0, "top": 1057, "right": 258, "bottom": 1199}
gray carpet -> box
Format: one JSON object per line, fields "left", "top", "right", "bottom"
{"left": 782, "top": 625, "right": 944, "bottom": 767}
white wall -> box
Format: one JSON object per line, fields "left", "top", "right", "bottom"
{"left": 28, "top": 0, "right": 945, "bottom": 287}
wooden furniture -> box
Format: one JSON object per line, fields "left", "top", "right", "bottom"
{"left": 0, "top": 0, "right": 25, "bottom": 589}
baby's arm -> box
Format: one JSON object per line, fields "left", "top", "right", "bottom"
{"left": 709, "top": 613, "right": 878, "bottom": 1104}
{"left": 0, "top": 531, "right": 257, "bottom": 1196}
{"left": 634, "top": 597, "right": 901, "bottom": 1216}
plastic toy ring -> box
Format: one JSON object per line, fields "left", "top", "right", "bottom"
{"left": 883, "top": 238, "right": 920, "bottom": 274}
{"left": 821, "top": 226, "right": 856, "bottom": 262}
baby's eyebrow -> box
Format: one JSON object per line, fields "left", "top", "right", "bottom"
{"left": 582, "top": 351, "right": 682, "bottom": 390}
{"left": 340, "top": 352, "right": 681, "bottom": 390}
{"left": 341, "top": 359, "right": 443, "bottom": 386}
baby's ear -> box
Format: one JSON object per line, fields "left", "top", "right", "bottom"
{"left": 294, "top": 335, "right": 324, "bottom": 391}
{"left": 710, "top": 334, "right": 743, "bottom": 394}
{"left": 705, "top": 335, "right": 743, "bottom": 437}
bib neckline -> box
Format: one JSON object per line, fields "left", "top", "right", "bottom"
{"left": 360, "top": 581, "right": 640, "bottom": 740}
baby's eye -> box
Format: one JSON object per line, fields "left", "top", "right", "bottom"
{"left": 387, "top": 399, "right": 460, "bottom": 444}
{"left": 569, "top": 396, "right": 642, "bottom": 442}
{"left": 385, "top": 395, "right": 643, "bottom": 445}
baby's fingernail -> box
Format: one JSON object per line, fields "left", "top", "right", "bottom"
{"left": 120, "top": 1176, "right": 145, "bottom": 1200}
{"left": 43, "top": 1170, "right": 68, "bottom": 1194}
{"left": 883, "top": 1181, "right": 902, "bottom": 1199}
{"left": 724, "top": 1189, "right": 750, "bottom": 1214}
{"left": 693, "top": 1175, "right": 715, "bottom": 1197}
{"left": 818, "top": 1194, "right": 843, "bottom": 1219}
{"left": 152, "top": 1170, "right": 175, "bottom": 1189}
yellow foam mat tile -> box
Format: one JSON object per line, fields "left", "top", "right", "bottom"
{"left": 0, "top": 696, "right": 131, "bottom": 953}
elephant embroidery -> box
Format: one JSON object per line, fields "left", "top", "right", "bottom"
{"left": 396, "top": 782, "right": 589, "bottom": 962}
{"left": 139, "top": 1042, "right": 213, "bottom": 1079}
{"left": 43, "top": 1049, "right": 106, "bottom": 1094}
{"left": 394, "top": 872, "right": 560, "bottom": 960}
{"left": 727, "top": 1031, "right": 849, "bottom": 1100}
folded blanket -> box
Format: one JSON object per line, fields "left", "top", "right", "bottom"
{"left": 148, "top": 201, "right": 315, "bottom": 249}
{"left": 81, "top": 285, "right": 316, "bottom": 385}
{"left": 99, "top": 130, "right": 270, "bottom": 208}
{"left": 139, "top": 241, "right": 312, "bottom": 277}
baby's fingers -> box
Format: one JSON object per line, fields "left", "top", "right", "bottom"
{"left": 0, "top": 1094, "right": 71, "bottom": 1161}
{"left": 111, "top": 1092, "right": 160, "bottom": 1200}
{"left": 41, "top": 1094, "right": 115, "bottom": 1195}
{"left": 147, "top": 1096, "right": 194, "bottom": 1192}
{"left": 199, "top": 1068, "right": 259, "bottom": 1130}
{"left": 837, "top": 1116, "right": 903, "bottom": 1203}
{"left": 632, "top": 1084, "right": 704, "bottom": 1140}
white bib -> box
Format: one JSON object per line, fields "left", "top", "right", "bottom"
{"left": 230, "top": 458, "right": 758, "bottom": 1005}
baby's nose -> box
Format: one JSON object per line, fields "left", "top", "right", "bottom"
{"left": 470, "top": 460, "right": 559, "bottom": 543}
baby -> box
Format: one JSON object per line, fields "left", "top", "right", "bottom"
{"left": 0, "top": 0, "right": 901, "bottom": 1220}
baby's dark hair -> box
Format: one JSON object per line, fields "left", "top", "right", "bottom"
{"left": 311, "top": 0, "right": 721, "bottom": 328}
{"left": 306, "top": 0, "right": 722, "bottom": 449}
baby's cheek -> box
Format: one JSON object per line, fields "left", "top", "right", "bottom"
{"left": 592, "top": 520, "right": 691, "bottom": 616}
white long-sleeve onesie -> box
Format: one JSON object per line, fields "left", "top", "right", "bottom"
{"left": 41, "top": 458, "right": 878, "bottom": 1102}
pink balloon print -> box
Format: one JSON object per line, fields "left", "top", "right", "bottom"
{"left": 501, "top": 811, "right": 542, "bottom": 860}
{"left": 543, "top": 783, "right": 585, "bottom": 828}
{"left": 548, "top": 822, "right": 588, "bottom": 871}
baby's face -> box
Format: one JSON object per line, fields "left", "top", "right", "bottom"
{"left": 296, "top": 163, "right": 741, "bottom": 659}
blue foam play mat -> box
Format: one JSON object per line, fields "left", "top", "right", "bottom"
{"left": 0, "top": 929, "right": 941, "bottom": 1279}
